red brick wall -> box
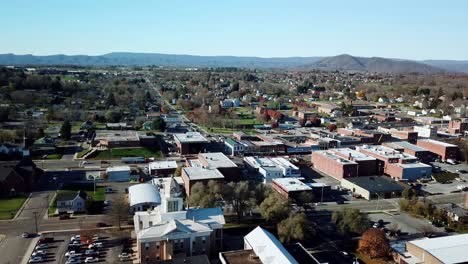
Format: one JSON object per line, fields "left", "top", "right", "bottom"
{"left": 416, "top": 141, "right": 458, "bottom": 160}
{"left": 311, "top": 152, "right": 358, "bottom": 180}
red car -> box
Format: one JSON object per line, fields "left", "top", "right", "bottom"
{"left": 39, "top": 237, "right": 54, "bottom": 243}
{"left": 96, "top": 222, "right": 110, "bottom": 227}
{"left": 59, "top": 214, "right": 71, "bottom": 220}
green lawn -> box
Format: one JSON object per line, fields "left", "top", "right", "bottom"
{"left": 77, "top": 147, "right": 91, "bottom": 158}
{"left": 45, "top": 154, "right": 63, "bottom": 159}
{"left": 0, "top": 194, "right": 28, "bottom": 220}
{"left": 93, "top": 147, "right": 162, "bottom": 159}
{"left": 49, "top": 187, "right": 105, "bottom": 215}
{"left": 432, "top": 172, "right": 458, "bottom": 183}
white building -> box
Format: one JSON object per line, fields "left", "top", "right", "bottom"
{"left": 244, "top": 156, "right": 301, "bottom": 183}
{"left": 128, "top": 183, "right": 161, "bottom": 213}
{"left": 413, "top": 125, "right": 438, "bottom": 138}
{"left": 133, "top": 177, "right": 225, "bottom": 262}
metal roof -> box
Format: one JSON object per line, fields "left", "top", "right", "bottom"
{"left": 128, "top": 183, "right": 161, "bottom": 206}
{"left": 244, "top": 226, "right": 299, "bottom": 264}
{"left": 409, "top": 234, "right": 468, "bottom": 264}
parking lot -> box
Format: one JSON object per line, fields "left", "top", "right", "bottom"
{"left": 368, "top": 212, "right": 445, "bottom": 235}
{"left": 421, "top": 162, "right": 468, "bottom": 194}
{"left": 27, "top": 230, "right": 135, "bottom": 264}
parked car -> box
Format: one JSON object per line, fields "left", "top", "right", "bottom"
{"left": 59, "top": 214, "right": 71, "bottom": 220}
{"left": 65, "top": 251, "right": 82, "bottom": 258}
{"left": 35, "top": 244, "right": 49, "bottom": 250}
{"left": 447, "top": 159, "right": 458, "bottom": 165}
{"left": 84, "top": 256, "right": 99, "bottom": 263}
{"left": 457, "top": 169, "right": 468, "bottom": 174}
{"left": 68, "top": 241, "right": 82, "bottom": 247}
{"left": 38, "top": 237, "right": 54, "bottom": 243}
{"left": 31, "top": 250, "right": 47, "bottom": 257}
{"left": 22, "top": 232, "right": 33, "bottom": 238}
{"left": 105, "top": 187, "right": 114, "bottom": 193}
{"left": 85, "top": 249, "right": 98, "bottom": 256}
{"left": 119, "top": 252, "right": 132, "bottom": 261}
{"left": 88, "top": 242, "right": 103, "bottom": 249}
{"left": 70, "top": 235, "right": 81, "bottom": 241}
{"left": 66, "top": 258, "right": 82, "bottom": 264}
{"left": 96, "top": 222, "right": 110, "bottom": 228}
{"left": 29, "top": 256, "right": 43, "bottom": 263}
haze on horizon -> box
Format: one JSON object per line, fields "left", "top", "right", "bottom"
{"left": 1, "top": 0, "right": 468, "bottom": 60}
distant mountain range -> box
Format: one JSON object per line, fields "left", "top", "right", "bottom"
{"left": 0, "top": 52, "right": 467, "bottom": 73}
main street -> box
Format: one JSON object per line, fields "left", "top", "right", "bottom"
{"left": 145, "top": 77, "right": 209, "bottom": 134}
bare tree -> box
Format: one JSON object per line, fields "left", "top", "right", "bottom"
{"left": 108, "top": 194, "right": 130, "bottom": 230}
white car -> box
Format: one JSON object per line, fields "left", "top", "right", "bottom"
{"left": 29, "top": 256, "right": 43, "bottom": 263}
{"left": 65, "top": 251, "right": 82, "bottom": 258}
{"left": 84, "top": 257, "right": 99, "bottom": 263}
{"left": 66, "top": 258, "right": 82, "bottom": 264}
{"left": 70, "top": 235, "right": 81, "bottom": 241}
{"left": 32, "top": 250, "right": 47, "bottom": 257}
{"left": 88, "top": 242, "right": 103, "bottom": 249}
{"left": 119, "top": 252, "right": 132, "bottom": 260}
{"left": 35, "top": 244, "right": 49, "bottom": 250}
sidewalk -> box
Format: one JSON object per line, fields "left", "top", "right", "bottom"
{"left": 20, "top": 236, "right": 40, "bottom": 264}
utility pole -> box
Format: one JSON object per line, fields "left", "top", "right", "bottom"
{"left": 321, "top": 185, "right": 324, "bottom": 204}
{"left": 33, "top": 212, "right": 39, "bottom": 234}
{"left": 44, "top": 195, "right": 49, "bottom": 219}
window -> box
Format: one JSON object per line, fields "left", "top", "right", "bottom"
{"left": 145, "top": 243, "right": 149, "bottom": 250}
{"left": 149, "top": 221, "right": 153, "bottom": 226}
{"left": 167, "top": 200, "right": 179, "bottom": 212}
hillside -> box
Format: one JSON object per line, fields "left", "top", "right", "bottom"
{"left": 303, "top": 54, "right": 444, "bottom": 74}
{"left": 0, "top": 52, "right": 464, "bottom": 73}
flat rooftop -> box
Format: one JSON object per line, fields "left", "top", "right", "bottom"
{"left": 342, "top": 176, "right": 406, "bottom": 193}
{"left": 357, "top": 145, "right": 418, "bottom": 160}
{"left": 313, "top": 150, "right": 358, "bottom": 165}
{"left": 106, "top": 165, "right": 131, "bottom": 172}
{"left": 182, "top": 167, "right": 225, "bottom": 181}
{"left": 409, "top": 234, "right": 468, "bottom": 264}
{"left": 270, "top": 157, "right": 299, "bottom": 170}
{"left": 273, "top": 178, "right": 312, "bottom": 192}
{"left": 331, "top": 148, "right": 376, "bottom": 161}
{"left": 199, "top": 152, "right": 237, "bottom": 168}
{"left": 173, "top": 132, "right": 209, "bottom": 143}
{"left": 395, "top": 162, "right": 431, "bottom": 169}
{"left": 418, "top": 139, "right": 457, "bottom": 147}
{"left": 220, "top": 249, "right": 262, "bottom": 264}
{"left": 386, "top": 141, "right": 429, "bottom": 152}
{"left": 148, "top": 160, "right": 178, "bottom": 170}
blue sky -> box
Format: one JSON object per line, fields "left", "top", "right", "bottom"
{"left": 1, "top": 0, "right": 467, "bottom": 60}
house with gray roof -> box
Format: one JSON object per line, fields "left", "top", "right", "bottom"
{"left": 56, "top": 190, "right": 88, "bottom": 213}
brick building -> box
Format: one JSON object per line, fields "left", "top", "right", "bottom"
{"left": 311, "top": 150, "right": 358, "bottom": 180}
{"left": 271, "top": 177, "right": 313, "bottom": 200}
{"left": 448, "top": 120, "right": 468, "bottom": 135}
{"left": 356, "top": 145, "right": 432, "bottom": 181}
{"left": 416, "top": 139, "right": 458, "bottom": 161}
{"left": 330, "top": 148, "right": 378, "bottom": 176}
{"left": 181, "top": 167, "right": 224, "bottom": 196}
{"left": 384, "top": 141, "right": 433, "bottom": 163}
{"left": 174, "top": 132, "right": 209, "bottom": 155}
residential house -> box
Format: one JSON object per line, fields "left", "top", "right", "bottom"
{"left": 56, "top": 191, "right": 88, "bottom": 213}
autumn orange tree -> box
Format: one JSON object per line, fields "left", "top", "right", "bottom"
{"left": 358, "top": 228, "right": 390, "bottom": 258}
